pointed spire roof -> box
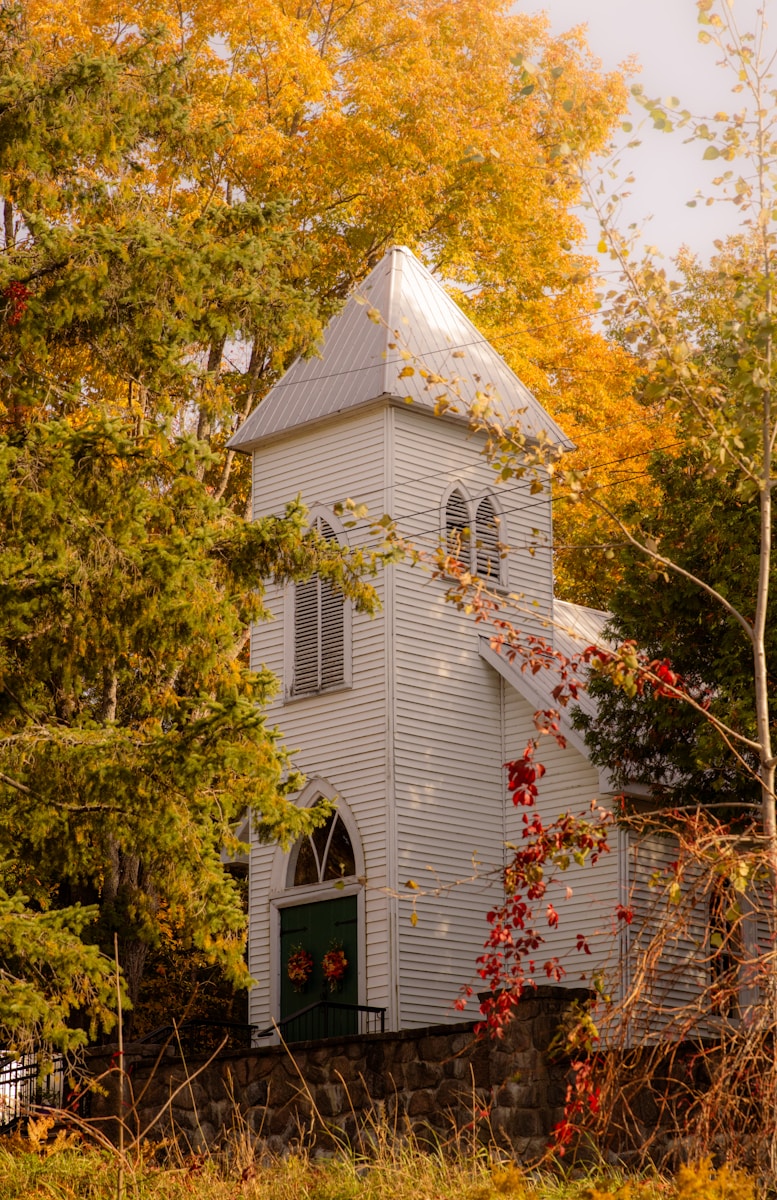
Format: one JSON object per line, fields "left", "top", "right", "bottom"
{"left": 227, "top": 246, "right": 572, "bottom": 451}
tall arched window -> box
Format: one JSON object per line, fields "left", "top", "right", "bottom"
{"left": 292, "top": 517, "right": 346, "bottom": 696}
{"left": 474, "top": 496, "right": 500, "bottom": 580}
{"left": 442, "top": 486, "right": 504, "bottom": 584}
{"left": 445, "top": 489, "right": 470, "bottom": 563}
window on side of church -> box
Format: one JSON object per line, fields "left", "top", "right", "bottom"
{"left": 445, "top": 489, "right": 470, "bottom": 564}
{"left": 474, "top": 496, "right": 500, "bottom": 580}
{"left": 709, "top": 875, "right": 744, "bottom": 1018}
{"left": 292, "top": 517, "right": 346, "bottom": 696}
{"left": 444, "top": 487, "right": 504, "bottom": 584}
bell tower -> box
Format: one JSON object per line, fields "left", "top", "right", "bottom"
{"left": 228, "top": 246, "right": 570, "bottom": 1036}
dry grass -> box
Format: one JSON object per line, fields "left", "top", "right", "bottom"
{"left": 0, "top": 1131, "right": 745, "bottom": 1200}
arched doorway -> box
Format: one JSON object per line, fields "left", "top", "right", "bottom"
{"left": 274, "top": 788, "right": 364, "bottom": 1041}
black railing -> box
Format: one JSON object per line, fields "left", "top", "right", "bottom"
{"left": 138, "top": 1019, "right": 255, "bottom": 1055}
{"left": 0, "top": 1053, "right": 65, "bottom": 1135}
{"left": 256, "top": 1000, "right": 386, "bottom": 1044}
{"left": 139, "top": 1003, "right": 386, "bottom": 1054}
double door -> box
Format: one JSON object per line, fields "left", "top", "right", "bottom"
{"left": 279, "top": 895, "right": 358, "bottom": 1040}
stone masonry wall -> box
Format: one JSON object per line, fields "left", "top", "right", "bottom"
{"left": 88, "top": 988, "right": 583, "bottom": 1162}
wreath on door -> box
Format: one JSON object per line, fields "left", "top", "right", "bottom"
{"left": 321, "top": 941, "right": 348, "bottom": 991}
{"left": 287, "top": 945, "right": 314, "bottom": 992}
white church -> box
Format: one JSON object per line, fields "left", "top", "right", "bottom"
{"left": 227, "top": 246, "right": 697, "bottom": 1042}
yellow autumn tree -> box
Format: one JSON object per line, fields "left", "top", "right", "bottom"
{"left": 9, "top": 0, "right": 669, "bottom": 601}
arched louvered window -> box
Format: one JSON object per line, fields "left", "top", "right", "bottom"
{"left": 474, "top": 496, "right": 501, "bottom": 580}
{"left": 291, "top": 812, "right": 356, "bottom": 887}
{"left": 442, "top": 486, "right": 504, "bottom": 584}
{"left": 292, "top": 518, "right": 346, "bottom": 696}
{"left": 445, "top": 489, "right": 470, "bottom": 564}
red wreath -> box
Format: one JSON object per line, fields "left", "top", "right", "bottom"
{"left": 287, "top": 945, "right": 313, "bottom": 992}
{"left": 321, "top": 942, "right": 348, "bottom": 991}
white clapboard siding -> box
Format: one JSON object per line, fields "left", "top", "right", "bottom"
{"left": 391, "top": 406, "right": 554, "bottom": 630}
{"left": 624, "top": 831, "right": 709, "bottom": 1041}
{"left": 625, "top": 849, "right": 772, "bottom": 1035}
{"left": 389, "top": 405, "right": 554, "bottom": 1026}
{"left": 247, "top": 407, "right": 395, "bottom": 1030}
{"left": 247, "top": 395, "right": 565, "bottom": 1031}
{"left": 503, "top": 686, "right": 622, "bottom": 992}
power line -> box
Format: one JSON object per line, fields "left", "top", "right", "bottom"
{"left": 346, "top": 437, "right": 686, "bottom": 550}
{"left": 323, "top": 407, "right": 670, "bottom": 514}
{"left": 351, "top": 445, "right": 678, "bottom": 547}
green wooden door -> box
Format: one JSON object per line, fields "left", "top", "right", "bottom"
{"left": 279, "top": 895, "right": 358, "bottom": 1041}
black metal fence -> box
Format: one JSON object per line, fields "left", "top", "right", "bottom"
{"left": 139, "top": 1003, "right": 387, "bottom": 1054}
{"left": 138, "top": 1019, "right": 256, "bottom": 1055}
{"left": 0, "top": 1053, "right": 65, "bottom": 1135}
{"left": 257, "top": 1001, "right": 387, "bottom": 1044}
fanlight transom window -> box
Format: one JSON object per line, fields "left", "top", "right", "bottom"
{"left": 291, "top": 813, "right": 356, "bottom": 887}
{"left": 292, "top": 516, "right": 345, "bottom": 696}
{"left": 444, "top": 488, "right": 503, "bottom": 582}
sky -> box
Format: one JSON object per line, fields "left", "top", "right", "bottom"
{"left": 527, "top": 0, "right": 766, "bottom": 263}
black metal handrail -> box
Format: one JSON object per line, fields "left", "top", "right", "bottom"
{"left": 138, "top": 1002, "right": 386, "bottom": 1054}
{"left": 138, "top": 1019, "right": 255, "bottom": 1054}
{"left": 256, "top": 1000, "right": 386, "bottom": 1042}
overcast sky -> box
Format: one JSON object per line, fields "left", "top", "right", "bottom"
{"left": 527, "top": 0, "right": 766, "bottom": 262}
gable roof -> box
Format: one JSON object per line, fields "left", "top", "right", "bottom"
{"left": 478, "top": 600, "right": 616, "bottom": 791}
{"left": 227, "top": 245, "right": 573, "bottom": 452}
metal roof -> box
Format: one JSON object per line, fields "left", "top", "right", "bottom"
{"left": 552, "top": 600, "right": 612, "bottom": 721}
{"left": 478, "top": 601, "right": 611, "bottom": 745}
{"left": 227, "top": 246, "right": 573, "bottom": 452}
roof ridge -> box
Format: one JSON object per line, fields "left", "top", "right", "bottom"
{"left": 381, "top": 247, "right": 402, "bottom": 396}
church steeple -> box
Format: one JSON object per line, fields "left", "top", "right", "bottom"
{"left": 240, "top": 243, "right": 578, "bottom": 1038}
{"left": 227, "top": 245, "right": 572, "bottom": 451}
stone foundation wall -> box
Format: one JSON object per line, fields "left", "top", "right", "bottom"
{"left": 88, "top": 988, "right": 583, "bottom": 1161}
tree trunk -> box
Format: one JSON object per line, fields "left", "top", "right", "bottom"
{"left": 213, "top": 334, "right": 268, "bottom": 503}
{"left": 3, "top": 198, "right": 14, "bottom": 250}
{"left": 195, "top": 336, "right": 227, "bottom": 478}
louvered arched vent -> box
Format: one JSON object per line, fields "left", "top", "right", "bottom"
{"left": 292, "top": 518, "right": 346, "bottom": 696}
{"left": 475, "top": 497, "right": 500, "bottom": 580}
{"left": 445, "top": 490, "right": 470, "bottom": 562}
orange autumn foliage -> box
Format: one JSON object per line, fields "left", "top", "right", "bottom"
{"left": 11, "top": 0, "right": 672, "bottom": 602}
